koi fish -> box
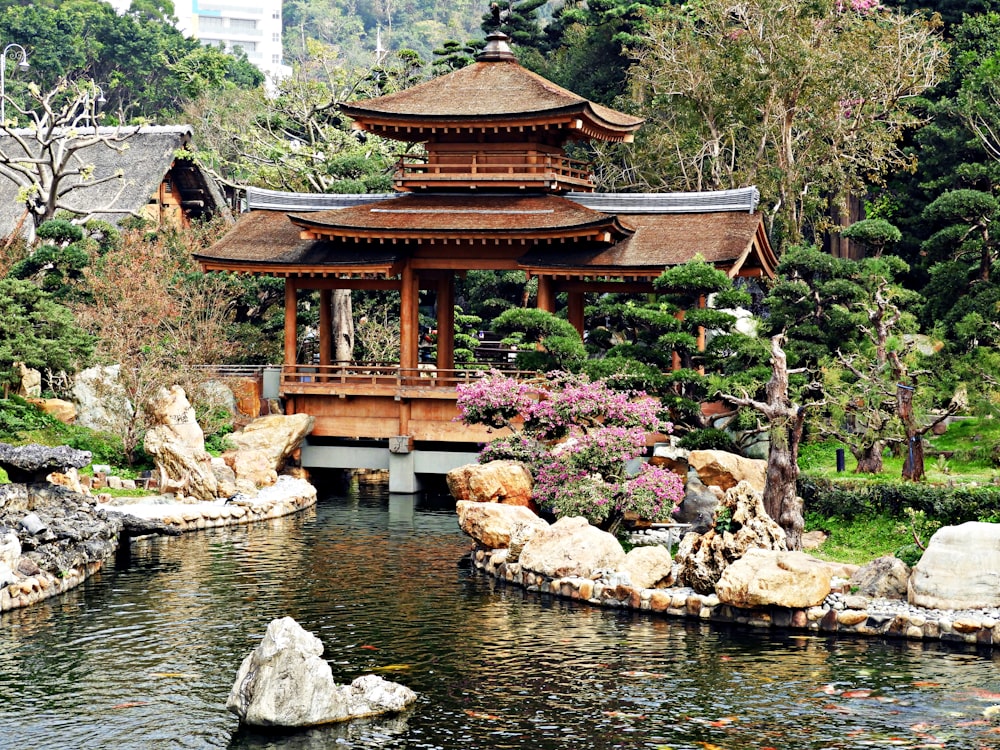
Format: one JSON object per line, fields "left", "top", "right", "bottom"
{"left": 111, "top": 701, "right": 149, "bottom": 709}
{"left": 464, "top": 709, "right": 500, "bottom": 720}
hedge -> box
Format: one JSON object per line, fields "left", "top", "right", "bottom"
{"left": 799, "top": 475, "right": 1000, "bottom": 524}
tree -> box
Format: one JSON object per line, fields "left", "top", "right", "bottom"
{"left": 0, "top": 277, "right": 93, "bottom": 394}
{"left": 762, "top": 245, "right": 867, "bottom": 369}
{"left": 0, "top": 78, "right": 148, "bottom": 233}
{"left": 0, "top": 0, "right": 261, "bottom": 121}
{"left": 813, "top": 255, "right": 922, "bottom": 473}
{"left": 584, "top": 258, "right": 768, "bottom": 438}
{"left": 492, "top": 308, "right": 588, "bottom": 372}
{"left": 73, "top": 224, "right": 237, "bottom": 462}
{"left": 921, "top": 189, "right": 1000, "bottom": 282}
{"left": 720, "top": 334, "right": 823, "bottom": 550}
{"left": 620, "top": 0, "right": 946, "bottom": 246}
{"left": 186, "top": 48, "right": 397, "bottom": 193}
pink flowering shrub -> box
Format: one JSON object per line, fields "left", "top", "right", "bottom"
{"left": 836, "top": 0, "right": 881, "bottom": 12}
{"left": 621, "top": 464, "right": 685, "bottom": 523}
{"left": 455, "top": 370, "right": 534, "bottom": 428}
{"left": 457, "top": 370, "right": 676, "bottom": 529}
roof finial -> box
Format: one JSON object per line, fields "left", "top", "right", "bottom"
{"left": 476, "top": 31, "right": 517, "bottom": 62}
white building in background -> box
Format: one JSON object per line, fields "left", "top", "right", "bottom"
{"left": 108, "top": 0, "right": 291, "bottom": 82}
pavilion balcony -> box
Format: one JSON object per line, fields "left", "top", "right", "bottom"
{"left": 279, "top": 363, "right": 534, "bottom": 398}
{"left": 278, "top": 363, "right": 535, "bottom": 443}
{"left": 394, "top": 151, "right": 594, "bottom": 192}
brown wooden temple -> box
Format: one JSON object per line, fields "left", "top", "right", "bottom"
{"left": 196, "top": 33, "right": 777, "bottom": 490}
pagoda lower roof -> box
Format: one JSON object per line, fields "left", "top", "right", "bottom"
{"left": 519, "top": 212, "right": 775, "bottom": 277}
{"left": 194, "top": 210, "right": 405, "bottom": 275}
{"left": 289, "top": 193, "right": 631, "bottom": 240}
{"left": 197, "top": 188, "right": 777, "bottom": 280}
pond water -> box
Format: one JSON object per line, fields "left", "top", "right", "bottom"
{"left": 1, "top": 480, "right": 999, "bottom": 750}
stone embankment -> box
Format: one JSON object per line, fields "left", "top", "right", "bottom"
{"left": 471, "top": 546, "right": 1000, "bottom": 647}
{"left": 452, "top": 451, "right": 1000, "bottom": 649}
{"left": 102, "top": 475, "right": 318, "bottom": 534}
{"left": 0, "top": 386, "right": 319, "bottom": 614}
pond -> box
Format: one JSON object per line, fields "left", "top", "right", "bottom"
{"left": 1, "top": 480, "right": 998, "bottom": 750}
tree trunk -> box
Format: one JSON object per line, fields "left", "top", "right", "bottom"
{"left": 854, "top": 441, "right": 884, "bottom": 474}
{"left": 764, "top": 412, "right": 805, "bottom": 551}
{"left": 897, "top": 381, "right": 925, "bottom": 481}
{"left": 333, "top": 289, "right": 354, "bottom": 363}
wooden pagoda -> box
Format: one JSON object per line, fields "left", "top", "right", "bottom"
{"left": 196, "top": 33, "right": 777, "bottom": 490}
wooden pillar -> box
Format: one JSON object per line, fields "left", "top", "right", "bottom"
{"left": 436, "top": 275, "right": 455, "bottom": 371}
{"left": 318, "top": 288, "right": 332, "bottom": 379}
{"left": 567, "top": 290, "right": 584, "bottom": 338}
{"left": 283, "top": 278, "right": 297, "bottom": 368}
{"left": 400, "top": 264, "right": 419, "bottom": 371}
{"left": 536, "top": 275, "right": 555, "bottom": 313}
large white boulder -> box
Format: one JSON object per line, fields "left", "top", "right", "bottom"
{"left": 225, "top": 414, "right": 315, "bottom": 474}
{"left": 143, "top": 386, "right": 218, "bottom": 501}
{"left": 455, "top": 501, "right": 548, "bottom": 550}
{"left": 71, "top": 365, "right": 134, "bottom": 434}
{"left": 688, "top": 450, "right": 766, "bottom": 493}
{"left": 909, "top": 522, "right": 1000, "bottom": 610}
{"left": 227, "top": 617, "right": 417, "bottom": 727}
{"left": 716, "top": 548, "right": 833, "bottom": 608}
{"left": 446, "top": 461, "right": 534, "bottom": 508}
{"left": 519, "top": 516, "right": 626, "bottom": 579}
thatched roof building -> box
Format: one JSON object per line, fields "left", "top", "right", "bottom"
{"left": 0, "top": 125, "right": 230, "bottom": 237}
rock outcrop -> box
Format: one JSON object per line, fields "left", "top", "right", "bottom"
{"left": 621, "top": 545, "right": 675, "bottom": 589}
{"left": 673, "top": 467, "right": 718, "bottom": 534}
{"left": 227, "top": 617, "right": 417, "bottom": 727}
{"left": 26, "top": 398, "right": 76, "bottom": 424}
{"left": 0, "top": 443, "right": 92, "bottom": 484}
{"left": 143, "top": 386, "right": 218, "bottom": 502}
{"left": 909, "top": 522, "right": 1000, "bottom": 610}
{"left": 14, "top": 362, "right": 41, "bottom": 398}
{"left": 850, "top": 555, "right": 910, "bottom": 600}
{"left": 674, "top": 480, "right": 786, "bottom": 594}
{"left": 715, "top": 548, "right": 833, "bottom": 608}
{"left": 224, "top": 414, "right": 314, "bottom": 477}
{"left": 71, "top": 364, "right": 134, "bottom": 434}
{"left": 519, "top": 516, "right": 626, "bottom": 579}
{"left": 0, "top": 481, "right": 122, "bottom": 610}
{"left": 455, "top": 501, "right": 548, "bottom": 550}
{"left": 446, "top": 461, "right": 534, "bottom": 508}
{"left": 688, "top": 450, "right": 766, "bottom": 493}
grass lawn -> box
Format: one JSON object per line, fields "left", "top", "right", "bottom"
{"left": 797, "top": 417, "right": 1000, "bottom": 564}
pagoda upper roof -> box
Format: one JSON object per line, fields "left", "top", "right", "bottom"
{"left": 340, "top": 34, "right": 643, "bottom": 142}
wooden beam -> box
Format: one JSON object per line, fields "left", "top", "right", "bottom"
{"left": 400, "top": 264, "right": 419, "bottom": 371}
{"left": 294, "top": 278, "right": 401, "bottom": 291}
{"left": 284, "top": 279, "right": 297, "bottom": 367}
{"left": 567, "top": 290, "right": 584, "bottom": 337}
{"left": 319, "top": 289, "right": 332, "bottom": 373}
{"left": 437, "top": 275, "right": 455, "bottom": 371}
{"left": 537, "top": 275, "right": 555, "bottom": 313}
{"left": 554, "top": 280, "right": 656, "bottom": 294}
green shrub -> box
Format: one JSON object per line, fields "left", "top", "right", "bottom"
{"left": 799, "top": 475, "right": 1000, "bottom": 524}
{"left": 0, "top": 396, "right": 59, "bottom": 435}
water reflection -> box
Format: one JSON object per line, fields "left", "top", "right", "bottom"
{"left": 0, "top": 481, "right": 998, "bottom": 750}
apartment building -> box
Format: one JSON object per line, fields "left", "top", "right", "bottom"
{"left": 110, "top": 0, "right": 290, "bottom": 81}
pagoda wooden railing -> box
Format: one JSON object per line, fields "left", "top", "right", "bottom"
{"left": 394, "top": 151, "right": 593, "bottom": 187}
{"left": 279, "top": 363, "right": 536, "bottom": 396}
